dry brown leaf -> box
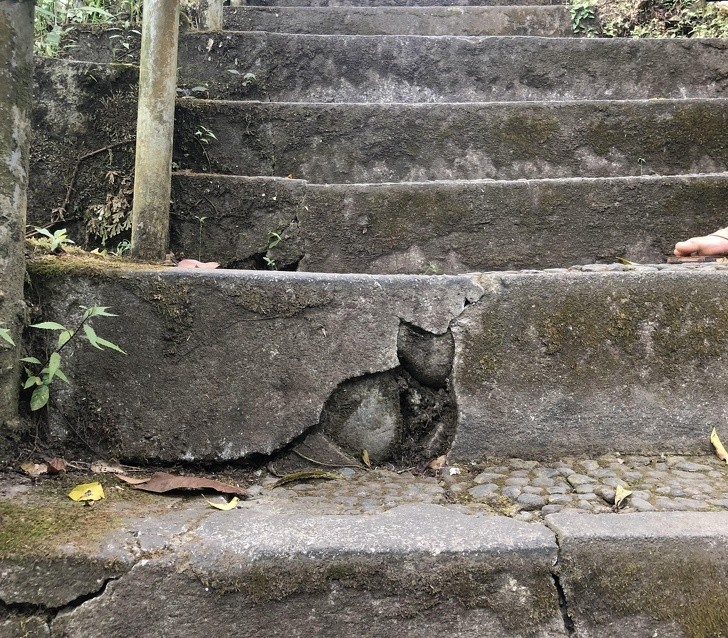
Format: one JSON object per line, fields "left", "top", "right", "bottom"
{"left": 45, "top": 458, "right": 67, "bottom": 475}
{"left": 428, "top": 455, "right": 447, "bottom": 470}
{"left": 116, "top": 474, "right": 152, "bottom": 485}
{"left": 126, "top": 472, "right": 248, "bottom": 497}
{"left": 711, "top": 427, "right": 728, "bottom": 463}
{"left": 21, "top": 462, "right": 48, "bottom": 478}
{"left": 91, "top": 460, "right": 126, "bottom": 474}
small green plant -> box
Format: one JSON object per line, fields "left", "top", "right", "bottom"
{"left": 177, "top": 85, "right": 210, "bottom": 98}
{"left": 424, "top": 263, "right": 440, "bottom": 275}
{"left": 569, "top": 0, "right": 728, "bottom": 37}
{"left": 261, "top": 231, "right": 283, "bottom": 270}
{"left": 22, "top": 306, "right": 126, "bottom": 411}
{"left": 0, "top": 326, "right": 14, "bottom": 348}
{"left": 195, "top": 125, "right": 217, "bottom": 145}
{"left": 569, "top": 0, "right": 597, "bottom": 34}
{"left": 194, "top": 215, "right": 207, "bottom": 261}
{"left": 32, "top": 227, "right": 75, "bottom": 253}
{"left": 226, "top": 70, "right": 258, "bottom": 88}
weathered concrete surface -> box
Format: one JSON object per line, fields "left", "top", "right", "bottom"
{"left": 451, "top": 270, "right": 728, "bottom": 460}
{"left": 174, "top": 99, "right": 728, "bottom": 182}
{"left": 171, "top": 173, "right": 728, "bottom": 273}
{"left": 548, "top": 512, "right": 728, "bottom": 638}
{"left": 169, "top": 174, "right": 307, "bottom": 268}
{"left": 223, "top": 6, "right": 572, "bottom": 36}
{"left": 0, "top": 615, "right": 50, "bottom": 638}
{"left": 298, "top": 174, "right": 728, "bottom": 273}
{"left": 61, "top": 32, "right": 728, "bottom": 102}
{"left": 29, "top": 59, "right": 137, "bottom": 235}
{"left": 52, "top": 505, "right": 564, "bottom": 638}
{"left": 25, "top": 267, "right": 728, "bottom": 462}
{"left": 175, "top": 33, "right": 728, "bottom": 102}
{"left": 29, "top": 268, "right": 482, "bottom": 461}
{"left": 230, "top": 0, "right": 566, "bottom": 7}
{"left": 0, "top": 0, "right": 33, "bottom": 439}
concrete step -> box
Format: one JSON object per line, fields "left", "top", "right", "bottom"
{"left": 3, "top": 469, "right": 728, "bottom": 638}
{"left": 27, "top": 265, "right": 728, "bottom": 463}
{"left": 58, "top": 32, "right": 727, "bottom": 102}
{"left": 223, "top": 6, "right": 574, "bottom": 36}
{"left": 174, "top": 33, "right": 728, "bottom": 102}
{"left": 230, "top": 0, "right": 566, "bottom": 7}
{"left": 169, "top": 173, "right": 728, "bottom": 273}
{"left": 174, "top": 99, "right": 728, "bottom": 182}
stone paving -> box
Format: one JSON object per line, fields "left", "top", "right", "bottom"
{"left": 245, "top": 453, "right": 728, "bottom": 521}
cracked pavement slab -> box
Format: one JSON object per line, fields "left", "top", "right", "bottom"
{"left": 3, "top": 466, "right": 728, "bottom": 638}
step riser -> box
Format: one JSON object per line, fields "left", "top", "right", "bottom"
{"left": 176, "top": 33, "right": 728, "bottom": 102}
{"left": 170, "top": 174, "right": 728, "bottom": 273}
{"left": 6, "top": 505, "right": 728, "bottom": 638}
{"left": 223, "top": 6, "right": 573, "bottom": 36}
{"left": 31, "top": 269, "right": 728, "bottom": 463}
{"left": 231, "top": 0, "right": 566, "bottom": 7}
{"left": 175, "top": 100, "right": 728, "bottom": 182}
{"left": 62, "top": 32, "right": 728, "bottom": 102}
{"left": 51, "top": 508, "right": 563, "bottom": 637}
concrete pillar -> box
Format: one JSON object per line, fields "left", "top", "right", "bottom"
{"left": 131, "top": 0, "right": 180, "bottom": 261}
{"left": 0, "top": 0, "right": 34, "bottom": 432}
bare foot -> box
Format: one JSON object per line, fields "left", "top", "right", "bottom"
{"left": 674, "top": 233, "right": 728, "bottom": 257}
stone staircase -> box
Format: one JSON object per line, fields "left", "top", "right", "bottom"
{"left": 8, "top": 0, "right": 728, "bottom": 636}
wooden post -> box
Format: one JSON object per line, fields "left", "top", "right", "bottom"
{"left": 131, "top": 0, "right": 180, "bottom": 261}
{"left": 0, "top": 0, "right": 34, "bottom": 433}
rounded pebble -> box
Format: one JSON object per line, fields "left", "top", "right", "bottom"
{"left": 567, "top": 473, "right": 593, "bottom": 487}
{"left": 469, "top": 484, "right": 499, "bottom": 499}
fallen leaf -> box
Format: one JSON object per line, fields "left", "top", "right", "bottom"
{"left": 115, "top": 474, "right": 152, "bottom": 485}
{"left": 91, "top": 460, "right": 126, "bottom": 474}
{"left": 21, "top": 462, "right": 48, "bottom": 478}
{"left": 614, "top": 485, "right": 633, "bottom": 508}
{"left": 270, "top": 470, "right": 341, "bottom": 489}
{"left": 176, "top": 259, "right": 219, "bottom": 269}
{"left": 428, "top": 455, "right": 447, "bottom": 470}
{"left": 205, "top": 496, "right": 240, "bottom": 510}
{"left": 124, "top": 472, "right": 248, "bottom": 497}
{"left": 45, "top": 458, "right": 67, "bottom": 474}
{"left": 68, "top": 482, "right": 105, "bottom": 502}
{"left": 712, "top": 427, "right": 728, "bottom": 463}
{"left": 362, "top": 449, "right": 371, "bottom": 468}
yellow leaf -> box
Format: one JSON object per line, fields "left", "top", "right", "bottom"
{"left": 614, "top": 485, "right": 632, "bottom": 508}
{"left": 711, "top": 427, "right": 728, "bottom": 463}
{"left": 205, "top": 497, "right": 240, "bottom": 511}
{"left": 362, "top": 450, "right": 371, "bottom": 468}
{"left": 68, "top": 482, "right": 105, "bottom": 502}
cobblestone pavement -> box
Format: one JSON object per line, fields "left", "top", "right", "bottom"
{"left": 245, "top": 453, "right": 728, "bottom": 521}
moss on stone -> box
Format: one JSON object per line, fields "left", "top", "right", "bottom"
{"left": 567, "top": 549, "right": 728, "bottom": 638}
{"left": 0, "top": 498, "right": 120, "bottom": 558}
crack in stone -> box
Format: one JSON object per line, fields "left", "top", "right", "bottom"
{"left": 550, "top": 569, "right": 576, "bottom": 637}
